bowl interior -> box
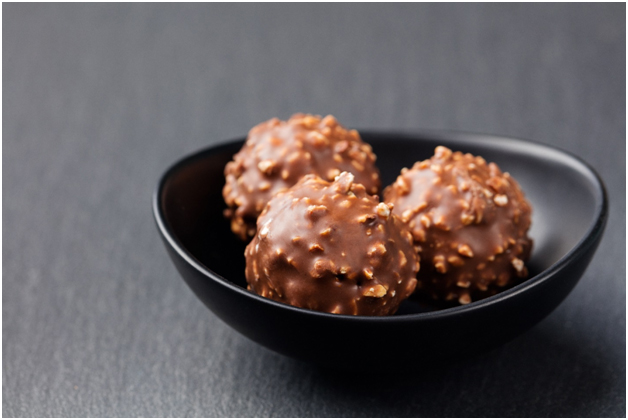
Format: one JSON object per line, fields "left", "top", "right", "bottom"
{"left": 159, "top": 132, "right": 604, "bottom": 315}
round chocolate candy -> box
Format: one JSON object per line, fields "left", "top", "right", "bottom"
{"left": 383, "top": 146, "right": 533, "bottom": 305}
{"left": 223, "top": 114, "right": 381, "bottom": 240}
{"left": 245, "top": 172, "right": 419, "bottom": 316}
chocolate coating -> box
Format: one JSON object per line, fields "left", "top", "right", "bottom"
{"left": 223, "top": 114, "right": 381, "bottom": 240}
{"left": 383, "top": 146, "right": 533, "bottom": 305}
{"left": 245, "top": 172, "right": 419, "bottom": 316}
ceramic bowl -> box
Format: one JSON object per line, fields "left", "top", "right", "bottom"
{"left": 153, "top": 131, "right": 607, "bottom": 371}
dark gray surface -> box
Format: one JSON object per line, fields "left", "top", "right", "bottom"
{"left": 3, "top": 3, "right": 625, "bottom": 417}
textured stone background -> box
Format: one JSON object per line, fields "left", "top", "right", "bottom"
{"left": 3, "top": 3, "right": 625, "bottom": 416}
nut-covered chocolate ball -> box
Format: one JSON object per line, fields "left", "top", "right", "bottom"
{"left": 245, "top": 172, "right": 419, "bottom": 316}
{"left": 223, "top": 114, "right": 381, "bottom": 240}
{"left": 383, "top": 146, "right": 532, "bottom": 305}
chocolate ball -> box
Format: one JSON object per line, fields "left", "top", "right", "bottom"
{"left": 223, "top": 114, "right": 381, "bottom": 240}
{"left": 245, "top": 172, "right": 419, "bottom": 316}
{"left": 383, "top": 146, "right": 533, "bottom": 305}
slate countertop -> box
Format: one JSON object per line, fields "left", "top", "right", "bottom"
{"left": 3, "top": 3, "right": 625, "bottom": 416}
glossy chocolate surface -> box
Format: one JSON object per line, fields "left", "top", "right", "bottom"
{"left": 223, "top": 114, "right": 381, "bottom": 240}
{"left": 245, "top": 172, "right": 418, "bottom": 316}
{"left": 384, "top": 146, "right": 532, "bottom": 305}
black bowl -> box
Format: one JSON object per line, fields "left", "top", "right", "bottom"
{"left": 153, "top": 131, "right": 607, "bottom": 371}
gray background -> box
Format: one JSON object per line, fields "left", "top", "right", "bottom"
{"left": 3, "top": 3, "right": 625, "bottom": 417}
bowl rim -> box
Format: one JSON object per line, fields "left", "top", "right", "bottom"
{"left": 153, "top": 130, "right": 608, "bottom": 323}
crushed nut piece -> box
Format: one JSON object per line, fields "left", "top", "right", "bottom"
{"left": 369, "top": 243, "right": 387, "bottom": 256}
{"left": 351, "top": 160, "right": 365, "bottom": 171}
{"left": 511, "top": 258, "right": 524, "bottom": 273}
{"left": 259, "top": 181, "right": 271, "bottom": 192}
{"left": 376, "top": 202, "right": 390, "bottom": 219}
{"left": 434, "top": 146, "right": 452, "bottom": 159}
{"left": 494, "top": 194, "right": 508, "bottom": 206}
{"left": 327, "top": 168, "right": 340, "bottom": 180}
{"left": 458, "top": 293, "right": 472, "bottom": 304}
{"left": 395, "top": 177, "right": 410, "bottom": 194}
{"left": 307, "top": 205, "right": 328, "bottom": 220}
{"left": 456, "top": 279, "right": 471, "bottom": 288}
{"left": 335, "top": 171, "right": 355, "bottom": 193}
{"left": 458, "top": 244, "right": 474, "bottom": 258}
{"left": 435, "top": 261, "right": 447, "bottom": 273}
{"left": 461, "top": 213, "right": 475, "bottom": 225}
{"left": 399, "top": 250, "right": 407, "bottom": 267}
{"left": 447, "top": 256, "right": 464, "bottom": 267}
{"left": 430, "top": 164, "right": 443, "bottom": 174}
{"left": 434, "top": 215, "right": 449, "bottom": 231}
{"left": 363, "top": 284, "right": 387, "bottom": 298}
{"left": 357, "top": 214, "right": 377, "bottom": 224}
{"left": 401, "top": 209, "right": 413, "bottom": 223}
{"left": 257, "top": 160, "right": 276, "bottom": 175}
{"left": 309, "top": 243, "right": 324, "bottom": 253}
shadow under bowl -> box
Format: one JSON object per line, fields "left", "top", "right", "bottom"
{"left": 153, "top": 131, "right": 607, "bottom": 371}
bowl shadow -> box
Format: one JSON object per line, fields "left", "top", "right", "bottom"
{"left": 225, "top": 317, "right": 619, "bottom": 417}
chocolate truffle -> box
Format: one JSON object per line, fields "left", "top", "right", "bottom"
{"left": 245, "top": 172, "right": 419, "bottom": 316}
{"left": 383, "top": 146, "right": 532, "bottom": 305}
{"left": 223, "top": 114, "right": 381, "bottom": 240}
